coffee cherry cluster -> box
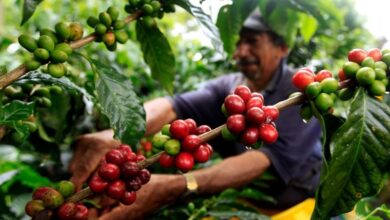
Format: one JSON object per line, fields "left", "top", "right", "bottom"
{"left": 340, "top": 48, "right": 389, "bottom": 98}
{"left": 151, "top": 119, "right": 213, "bottom": 172}
{"left": 25, "top": 181, "right": 89, "bottom": 220}
{"left": 19, "top": 22, "right": 83, "bottom": 77}
{"left": 292, "top": 68, "right": 339, "bottom": 119}
{"left": 221, "top": 85, "right": 279, "bottom": 147}
{"left": 88, "top": 144, "right": 151, "bottom": 205}
{"left": 87, "top": 6, "right": 129, "bottom": 51}
{"left": 125, "top": 0, "right": 175, "bottom": 27}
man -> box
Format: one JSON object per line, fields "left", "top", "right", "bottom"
{"left": 69, "top": 9, "right": 322, "bottom": 219}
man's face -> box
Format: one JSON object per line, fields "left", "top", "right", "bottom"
{"left": 233, "top": 31, "right": 287, "bottom": 84}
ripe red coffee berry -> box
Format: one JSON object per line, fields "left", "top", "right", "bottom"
{"left": 224, "top": 94, "right": 246, "bottom": 115}
{"left": 139, "top": 169, "right": 151, "bottom": 184}
{"left": 136, "top": 155, "right": 146, "bottom": 162}
{"left": 121, "top": 161, "right": 140, "bottom": 178}
{"left": 226, "top": 114, "right": 246, "bottom": 134}
{"left": 89, "top": 175, "right": 108, "bottom": 193}
{"left": 159, "top": 152, "right": 175, "bottom": 168}
{"left": 348, "top": 48, "right": 367, "bottom": 63}
{"left": 184, "top": 118, "right": 197, "bottom": 134}
{"left": 338, "top": 69, "right": 346, "bottom": 81}
{"left": 292, "top": 69, "right": 315, "bottom": 91}
{"left": 367, "top": 48, "right": 382, "bottom": 62}
{"left": 240, "top": 127, "right": 259, "bottom": 145}
{"left": 251, "top": 92, "right": 264, "bottom": 102}
{"left": 99, "top": 163, "right": 120, "bottom": 181}
{"left": 193, "top": 145, "right": 211, "bottom": 163}
{"left": 106, "top": 149, "right": 125, "bottom": 165}
{"left": 125, "top": 177, "right": 142, "bottom": 191}
{"left": 315, "top": 70, "right": 333, "bottom": 82}
{"left": 32, "top": 187, "right": 52, "bottom": 200}
{"left": 245, "top": 107, "right": 265, "bottom": 125}
{"left": 73, "top": 204, "right": 89, "bottom": 220}
{"left": 57, "top": 202, "right": 77, "bottom": 220}
{"left": 202, "top": 143, "right": 213, "bottom": 155}
{"left": 106, "top": 180, "right": 126, "bottom": 200}
{"left": 170, "top": 119, "right": 190, "bottom": 139}
{"left": 234, "top": 85, "right": 252, "bottom": 102}
{"left": 121, "top": 191, "right": 137, "bottom": 205}
{"left": 263, "top": 106, "right": 279, "bottom": 122}
{"left": 175, "top": 152, "right": 194, "bottom": 173}
{"left": 259, "top": 124, "right": 279, "bottom": 144}
{"left": 182, "top": 135, "right": 202, "bottom": 151}
{"left": 196, "top": 125, "right": 211, "bottom": 135}
{"left": 118, "top": 145, "right": 136, "bottom": 162}
{"left": 246, "top": 97, "right": 263, "bottom": 109}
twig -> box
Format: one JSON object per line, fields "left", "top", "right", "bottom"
{"left": 65, "top": 187, "right": 94, "bottom": 203}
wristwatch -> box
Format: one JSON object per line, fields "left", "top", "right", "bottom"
{"left": 182, "top": 173, "right": 198, "bottom": 199}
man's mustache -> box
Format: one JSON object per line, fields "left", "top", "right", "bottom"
{"left": 236, "top": 59, "right": 259, "bottom": 66}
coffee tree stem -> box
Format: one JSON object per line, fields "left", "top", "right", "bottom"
{"left": 0, "top": 13, "right": 141, "bottom": 89}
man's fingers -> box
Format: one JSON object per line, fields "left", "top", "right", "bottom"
{"left": 87, "top": 208, "right": 99, "bottom": 220}
{"left": 69, "top": 173, "right": 88, "bottom": 192}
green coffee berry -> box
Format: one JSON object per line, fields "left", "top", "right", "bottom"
{"left": 320, "top": 78, "right": 339, "bottom": 93}
{"left": 38, "top": 35, "right": 55, "bottom": 51}
{"left": 338, "top": 87, "right": 355, "bottom": 101}
{"left": 95, "top": 23, "right": 107, "bottom": 35}
{"left": 87, "top": 16, "right": 99, "bottom": 28}
{"left": 103, "top": 32, "right": 116, "bottom": 46}
{"left": 142, "top": 4, "right": 154, "bottom": 15}
{"left": 99, "top": 12, "right": 112, "bottom": 27}
{"left": 51, "top": 50, "right": 68, "bottom": 63}
{"left": 40, "top": 28, "right": 59, "bottom": 44}
{"left": 55, "top": 43, "right": 73, "bottom": 56}
{"left": 34, "top": 48, "right": 50, "bottom": 62}
{"left": 115, "top": 31, "right": 128, "bottom": 44}
{"left": 48, "top": 63, "right": 66, "bottom": 78}
{"left": 69, "top": 23, "right": 84, "bottom": 41}
{"left": 55, "top": 22, "right": 71, "bottom": 41}
{"left": 369, "top": 80, "right": 386, "bottom": 96}
{"left": 26, "top": 60, "right": 41, "bottom": 71}
{"left": 18, "top": 34, "right": 38, "bottom": 52}
{"left": 113, "top": 20, "right": 126, "bottom": 30}
{"left": 107, "top": 6, "right": 120, "bottom": 21}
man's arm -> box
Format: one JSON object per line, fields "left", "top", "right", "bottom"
{"left": 99, "top": 150, "right": 271, "bottom": 219}
{"left": 144, "top": 97, "right": 177, "bottom": 136}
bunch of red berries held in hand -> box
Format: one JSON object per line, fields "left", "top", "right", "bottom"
{"left": 152, "top": 119, "right": 213, "bottom": 172}
{"left": 88, "top": 144, "right": 151, "bottom": 206}
{"left": 221, "top": 85, "right": 279, "bottom": 147}
{"left": 25, "top": 181, "right": 89, "bottom": 220}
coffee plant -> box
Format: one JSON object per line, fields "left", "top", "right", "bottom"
{"left": 0, "top": 0, "right": 389, "bottom": 219}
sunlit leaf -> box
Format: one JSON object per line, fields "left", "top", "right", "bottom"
{"left": 21, "top": 0, "right": 43, "bottom": 25}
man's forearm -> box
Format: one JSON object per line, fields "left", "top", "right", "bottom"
{"left": 192, "top": 150, "right": 271, "bottom": 194}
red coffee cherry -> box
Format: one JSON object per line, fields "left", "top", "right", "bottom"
{"left": 202, "top": 143, "right": 213, "bottom": 155}
{"left": 73, "top": 204, "right": 89, "bottom": 220}
{"left": 246, "top": 97, "right": 263, "bottom": 109}
{"left": 139, "top": 169, "right": 151, "bottom": 184}
{"left": 32, "top": 187, "right": 52, "bottom": 200}
{"left": 118, "top": 144, "right": 135, "bottom": 162}
{"left": 89, "top": 175, "right": 108, "bottom": 193}
{"left": 121, "top": 191, "right": 137, "bottom": 205}
{"left": 224, "top": 94, "right": 245, "bottom": 115}
{"left": 367, "top": 48, "right": 382, "bottom": 62}
{"left": 234, "top": 85, "right": 252, "bottom": 102}
{"left": 121, "top": 161, "right": 140, "bottom": 178}
{"left": 106, "top": 180, "right": 126, "bottom": 200}
{"left": 251, "top": 92, "right": 264, "bottom": 103}
{"left": 181, "top": 135, "right": 202, "bottom": 152}
{"left": 99, "top": 163, "right": 120, "bottom": 181}
{"left": 175, "top": 152, "right": 194, "bottom": 173}
{"left": 57, "top": 202, "right": 77, "bottom": 220}
{"left": 348, "top": 48, "right": 367, "bottom": 63}
{"left": 240, "top": 127, "right": 259, "bottom": 145}
{"left": 292, "top": 69, "right": 315, "bottom": 91}
{"left": 184, "top": 118, "right": 197, "bottom": 134}
{"left": 170, "top": 119, "right": 190, "bottom": 139}
{"left": 259, "top": 124, "right": 279, "bottom": 144}
{"left": 338, "top": 69, "right": 347, "bottom": 81}
{"left": 196, "top": 125, "right": 211, "bottom": 135}
{"left": 106, "top": 149, "right": 125, "bottom": 165}
{"left": 125, "top": 177, "right": 142, "bottom": 191}
{"left": 263, "top": 106, "right": 279, "bottom": 122}
{"left": 136, "top": 155, "right": 146, "bottom": 162}
{"left": 245, "top": 107, "right": 265, "bottom": 125}
{"left": 193, "top": 145, "right": 211, "bottom": 163}
{"left": 315, "top": 70, "right": 333, "bottom": 82}
{"left": 226, "top": 114, "right": 246, "bottom": 134}
{"left": 41, "top": 188, "right": 64, "bottom": 209}
{"left": 159, "top": 152, "right": 175, "bottom": 168}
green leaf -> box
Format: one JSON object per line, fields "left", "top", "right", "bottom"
{"left": 299, "top": 14, "right": 318, "bottom": 43}
{"left": 216, "top": 0, "right": 258, "bottom": 56}
{"left": 0, "top": 100, "right": 34, "bottom": 122}
{"left": 21, "top": 0, "right": 43, "bottom": 25}
{"left": 92, "top": 59, "right": 146, "bottom": 148}
{"left": 174, "top": 0, "right": 224, "bottom": 56}
{"left": 136, "top": 22, "right": 175, "bottom": 94}
{"left": 207, "top": 210, "right": 270, "bottom": 220}
{"left": 313, "top": 89, "right": 390, "bottom": 219}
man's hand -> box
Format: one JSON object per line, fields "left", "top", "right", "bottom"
{"left": 99, "top": 174, "right": 186, "bottom": 220}
{"left": 69, "top": 130, "right": 120, "bottom": 191}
